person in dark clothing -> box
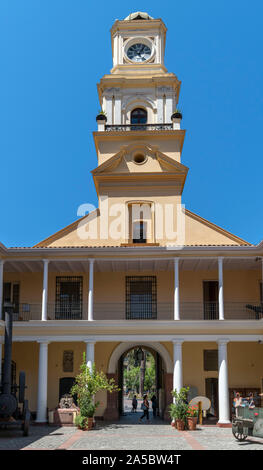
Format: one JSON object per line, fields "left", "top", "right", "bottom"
{"left": 151, "top": 394, "right": 157, "bottom": 417}
{"left": 139, "top": 395, "right": 149, "bottom": 423}
{"left": 131, "top": 395, "right": 138, "bottom": 412}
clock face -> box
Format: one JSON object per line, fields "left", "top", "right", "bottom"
{"left": 127, "top": 43, "right": 151, "bottom": 62}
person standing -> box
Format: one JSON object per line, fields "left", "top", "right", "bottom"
{"left": 151, "top": 394, "right": 157, "bottom": 418}
{"left": 139, "top": 394, "right": 150, "bottom": 423}
{"left": 233, "top": 392, "right": 242, "bottom": 416}
{"left": 131, "top": 395, "right": 138, "bottom": 413}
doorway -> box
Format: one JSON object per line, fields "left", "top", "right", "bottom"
{"left": 205, "top": 378, "right": 218, "bottom": 417}
{"left": 117, "top": 346, "right": 164, "bottom": 419}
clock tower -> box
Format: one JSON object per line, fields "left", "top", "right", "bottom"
{"left": 96, "top": 11, "right": 182, "bottom": 129}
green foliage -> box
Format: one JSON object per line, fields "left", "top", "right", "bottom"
{"left": 71, "top": 353, "right": 119, "bottom": 418}
{"left": 123, "top": 350, "right": 156, "bottom": 393}
{"left": 169, "top": 387, "right": 189, "bottom": 425}
{"left": 144, "top": 363, "right": 156, "bottom": 391}
{"left": 75, "top": 414, "right": 90, "bottom": 429}
{"left": 97, "top": 109, "right": 107, "bottom": 116}
{"left": 173, "top": 107, "right": 182, "bottom": 115}
{"left": 124, "top": 366, "right": 140, "bottom": 391}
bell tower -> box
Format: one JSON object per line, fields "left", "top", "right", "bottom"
{"left": 96, "top": 12, "right": 182, "bottom": 129}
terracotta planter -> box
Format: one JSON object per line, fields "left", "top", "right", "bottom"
{"left": 176, "top": 419, "right": 185, "bottom": 431}
{"left": 187, "top": 417, "right": 198, "bottom": 430}
{"left": 78, "top": 417, "right": 93, "bottom": 431}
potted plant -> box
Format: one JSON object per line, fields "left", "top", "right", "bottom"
{"left": 169, "top": 387, "right": 189, "bottom": 431}
{"left": 96, "top": 109, "right": 107, "bottom": 122}
{"left": 71, "top": 353, "right": 119, "bottom": 431}
{"left": 186, "top": 404, "right": 198, "bottom": 430}
{"left": 171, "top": 108, "right": 182, "bottom": 120}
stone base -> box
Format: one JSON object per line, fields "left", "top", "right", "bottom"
{"left": 216, "top": 422, "right": 232, "bottom": 428}
{"left": 52, "top": 408, "right": 78, "bottom": 426}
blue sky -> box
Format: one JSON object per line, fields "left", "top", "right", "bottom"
{"left": 0, "top": 0, "right": 262, "bottom": 247}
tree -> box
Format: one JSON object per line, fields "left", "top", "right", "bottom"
{"left": 71, "top": 353, "right": 119, "bottom": 420}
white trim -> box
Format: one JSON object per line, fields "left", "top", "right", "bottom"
{"left": 10, "top": 319, "right": 263, "bottom": 331}
{"left": 9, "top": 334, "right": 263, "bottom": 343}
{"left": 107, "top": 341, "right": 173, "bottom": 374}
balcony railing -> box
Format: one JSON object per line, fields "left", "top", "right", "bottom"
{"left": 4, "top": 301, "right": 263, "bottom": 321}
{"left": 105, "top": 123, "right": 173, "bottom": 132}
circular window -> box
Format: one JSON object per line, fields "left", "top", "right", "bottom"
{"left": 133, "top": 153, "right": 147, "bottom": 164}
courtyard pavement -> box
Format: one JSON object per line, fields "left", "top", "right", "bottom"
{"left": 0, "top": 409, "right": 263, "bottom": 450}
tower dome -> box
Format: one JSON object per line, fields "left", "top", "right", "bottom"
{"left": 124, "top": 12, "right": 153, "bottom": 21}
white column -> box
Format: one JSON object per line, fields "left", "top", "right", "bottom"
{"left": 85, "top": 341, "right": 95, "bottom": 372}
{"left": 36, "top": 341, "right": 49, "bottom": 422}
{"left": 114, "top": 94, "right": 122, "bottom": 125}
{"left": 0, "top": 260, "right": 4, "bottom": 321}
{"left": 174, "top": 258, "right": 180, "bottom": 320}
{"left": 88, "top": 260, "right": 94, "bottom": 321}
{"left": 173, "top": 340, "right": 184, "bottom": 395}
{"left": 41, "top": 260, "right": 49, "bottom": 321}
{"left": 217, "top": 340, "right": 230, "bottom": 424}
{"left": 218, "top": 257, "right": 224, "bottom": 320}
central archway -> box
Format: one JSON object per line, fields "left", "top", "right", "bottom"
{"left": 104, "top": 342, "right": 173, "bottom": 421}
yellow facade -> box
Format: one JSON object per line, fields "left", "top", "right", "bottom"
{"left": 0, "top": 12, "right": 263, "bottom": 424}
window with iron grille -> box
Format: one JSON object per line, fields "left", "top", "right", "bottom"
{"left": 55, "top": 277, "right": 83, "bottom": 320}
{"left": 203, "top": 350, "right": 218, "bottom": 371}
{"left": 126, "top": 276, "right": 157, "bottom": 320}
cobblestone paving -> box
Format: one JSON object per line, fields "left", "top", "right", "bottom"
{"left": 0, "top": 425, "right": 76, "bottom": 450}
{"left": 1, "top": 413, "right": 263, "bottom": 450}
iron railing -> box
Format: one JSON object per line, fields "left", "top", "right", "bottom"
{"left": 3, "top": 301, "right": 262, "bottom": 321}
{"left": 105, "top": 123, "right": 173, "bottom": 132}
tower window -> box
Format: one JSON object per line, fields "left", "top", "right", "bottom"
{"left": 133, "top": 221, "right": 147, "bottom": 243}
{"left": 131, "top": 108, "right": 147, "bottom": 124}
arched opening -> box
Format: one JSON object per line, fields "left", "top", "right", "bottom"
{"left": 131, "top": 108, "right": 147, "bottom": 128}
{"left": 104, "top": 342, "right": 173, "bottom": 422}
{"left": 119, "top": 347, "right": 163, "bottom": 419}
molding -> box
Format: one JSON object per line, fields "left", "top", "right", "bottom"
{"left": 107, "top": 341, "right": 173, "bottom": 374}
{"left": 9, "top": 334, "right": 263, "bottom": 343}
{"left": 11, "top": 319, "right": 263, "bottom": 332}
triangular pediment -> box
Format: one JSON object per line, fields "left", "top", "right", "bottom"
{"left": 92, "top": 144, "right": 188, "bottom": 176}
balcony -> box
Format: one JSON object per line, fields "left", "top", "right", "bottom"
{"left": 8, "top": 301, "right": 263, "bottom": 321}
{"left": 105, "top": 123, "right": 173, "bottom": 132}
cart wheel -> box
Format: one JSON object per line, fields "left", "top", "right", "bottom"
{"left": 23, "top": 419, "right": 29, "bottom": 436}
{"left": 23, "top": 410, "right": 30, "bottom": 436}
{"left": 232, "top": 430, "right": 247, "bottom": 441}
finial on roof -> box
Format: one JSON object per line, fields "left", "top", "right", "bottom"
{"left": 124, "top": 12, "right": 153, "bottom": 21}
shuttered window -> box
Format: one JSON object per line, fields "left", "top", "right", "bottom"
{"left": 204, "top": 350, "right": 218, "bottom": 371}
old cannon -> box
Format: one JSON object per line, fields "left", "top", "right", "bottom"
{"left": 232, "top": 406, "right": 263, "bottom": 441}
{"left": 0, "top": 303, "right": 30, "bottom": 436}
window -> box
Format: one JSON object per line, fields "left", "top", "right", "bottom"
{"left": 131, "top": 108, "right": 147, "bottom": 128}
{"left": 203, "top": 281, "right": 219, "bottom": 320}
{"left": 3, "top": 282, "right": 20, "bottom": 318}
{"left": 55, "top": 276, "right": 83, "bottom": 320}
{"left": 128, "top": 203, "right": 152, "bottom": 244}
{"left": 204, "top": 350, "right": 218, "bottom": 371}
{"left": 133, "top": 220, "right": 147, "bottom": 243}
{"left": 126, "top": 276, "right": 157, "bottom": 319}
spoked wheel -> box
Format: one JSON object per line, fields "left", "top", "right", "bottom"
{"left": 232, "top": 430, "right": 247, "bottom": 441}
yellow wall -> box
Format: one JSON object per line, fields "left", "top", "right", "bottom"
{"left": 9, "top": 341, "right": 263, "bottom": 417}
{"left": 3, "top": 268, "right": 261, "bottom": 321}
